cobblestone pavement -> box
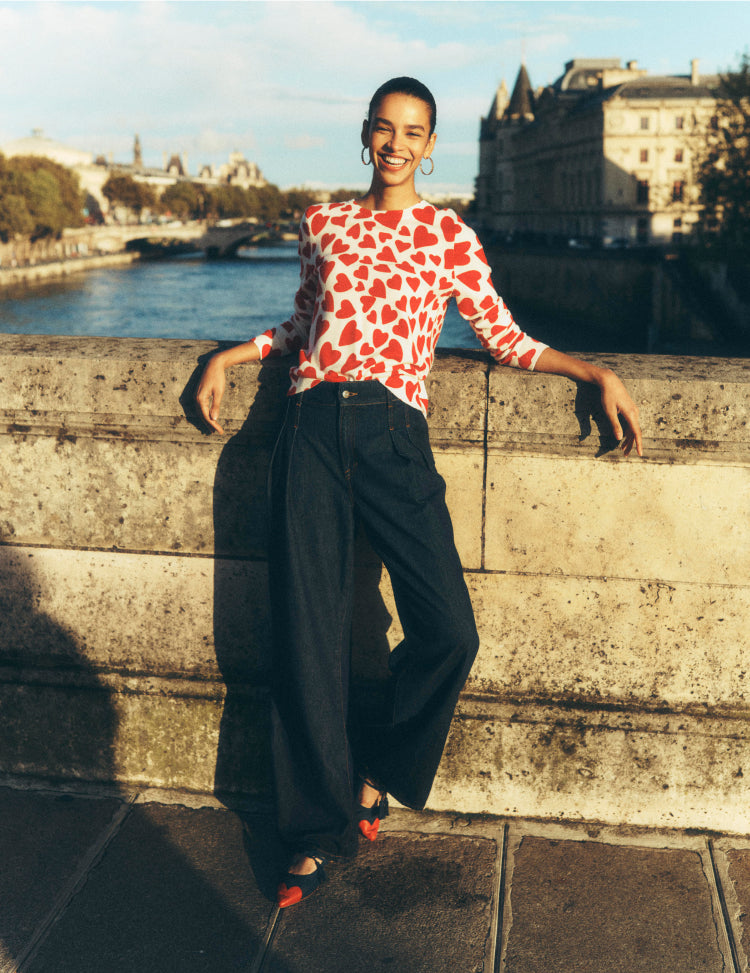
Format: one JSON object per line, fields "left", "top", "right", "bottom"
{"left": 1, "top": 781, "right": 748, "bottom": 973}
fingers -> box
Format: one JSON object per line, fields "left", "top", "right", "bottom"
{"left": 195, "top": 363, "right": 226, "bottom": 435}
{"left": 600, "top": 373, "right": 643, "bottom": 458}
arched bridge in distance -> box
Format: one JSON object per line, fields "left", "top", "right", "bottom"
{"left": 122, "top": 221, "right": 294, "bottom": 259}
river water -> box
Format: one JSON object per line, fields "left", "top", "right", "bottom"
{"left": 0, "top": 243, "right": 487, "bottom": 350}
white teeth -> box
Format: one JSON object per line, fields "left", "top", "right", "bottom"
{"left": 383, "top": 155, "right": 406, "bottom": 167}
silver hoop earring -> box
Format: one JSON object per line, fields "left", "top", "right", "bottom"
{"left": 361, "top": 146, "right": 372, "bottom": 166}
{"left": 419, "top": 157, "right": 434, "bottom": 176}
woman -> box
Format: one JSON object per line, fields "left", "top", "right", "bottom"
{"left": 196, "top": 77, "right": 642, "bottom": 908}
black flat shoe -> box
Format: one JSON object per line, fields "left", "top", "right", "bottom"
{"left": 357, "top": 777, "right": 389, "bottom": 842}
{"left": 276, "top": 854, "right": 327, "bottom": 908}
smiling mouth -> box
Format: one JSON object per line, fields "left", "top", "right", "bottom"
{"left": 380, "top": 154, "right": 408, "bottom": 168}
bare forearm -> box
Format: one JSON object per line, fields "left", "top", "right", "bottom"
{"left": 534, "top": 347, "right": 643, "bottom": 457}
{"left": 210, "top": 340, "right": 261, "bottom": 369}
{"left": 195, "top": 340, "right": 261, "bottom": 434}
{"left": 534, "top": 347, "right": 607, "bottom": 385}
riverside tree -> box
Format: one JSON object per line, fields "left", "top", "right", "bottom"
{"left": 696, "top": 52, "right": 750, "bottom": 249}
{"left": 102, "top": 173, "right": 157, "bottom": 218}
{"left": 0, "top": 154, "right": 84, "bottom": 241}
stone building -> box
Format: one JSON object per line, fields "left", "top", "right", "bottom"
{"left": 476, "top": 58, "right": 718, "bottom": 246}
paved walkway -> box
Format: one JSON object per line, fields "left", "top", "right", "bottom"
{"left": 1, "top": 780, "right": 749, "bottom": 972}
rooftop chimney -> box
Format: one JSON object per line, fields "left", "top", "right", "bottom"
{"left": 627, "top": 60, "right": 638, "bottom": 71}
{"left": 691, "top": 59, "right": 700, "bottom": 85}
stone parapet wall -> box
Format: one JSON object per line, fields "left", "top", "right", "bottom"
{"left": 1, "top": 334, "right": 748, "bottom": 831}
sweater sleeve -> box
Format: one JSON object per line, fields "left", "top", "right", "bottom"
{"left": 447, "top": 215, "right": 547, "bottom": 370}
{"left": 250, "top": 211, "right": 317, "bottom": 358}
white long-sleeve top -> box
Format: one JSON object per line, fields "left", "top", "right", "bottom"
{"left": 251, "top": 200, "right": 547, "bottom": 414}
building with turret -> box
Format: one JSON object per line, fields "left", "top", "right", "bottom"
{"left": 476, "top": 58, "right": 718, "bottom": 246}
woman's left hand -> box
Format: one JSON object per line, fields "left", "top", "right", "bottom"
{"left": 596, "top": 368, "right": 643, "bottom": 457}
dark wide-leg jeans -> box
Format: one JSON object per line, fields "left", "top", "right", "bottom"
{"left": 267, "top": 380, "right": 479, "bottom": 860}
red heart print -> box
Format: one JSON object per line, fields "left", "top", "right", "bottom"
{"left": 379, "top": 232, "right": 391, "bottom": 242}
{"left": 410, "top": 296, "right": 420, "bottom": 313}
{"left": 446, "top": 241, "right": 471, "bottom": 269}
{"left": 346, "top": 223, "right": 361, "bottom": 239}
{"left": 339, "top": 320, "right": 363, "bottom": 344}
{"left": 414, "top": 225, "right": 438, "bottom": 248}
{"left": 375, "top": 210, "right": 401, "bottom": 229}
{"left": 373, "top": 329, "right": 388, "bottom": 347}
{"left": 396, "top": 295, "right": 407, "bottom": 312}
{"left": 406, "top": 380, "right": 419, "bottom": 400}
{"left": 394, "top": 319, "right": 409, "bottom": 338}
{"left": 395, "top": 240, "right": 410, "bottom": 252}
{"left": 310, "top": 213, "right": 328, "bottom": 234}
{"left": 368, "top": 278, "right": 386, "bottom": 298}
{"left": 367, "top": 310, "right": 378, "bottom": 324}
{"left": 399, "top": 225, "right": 411, "bottom": 236}
{"left": 361, "top": 295, "right": 376, "bottom": 312}
{"left": 360, "top": 343, "right": 375, "bottom": 356}
{"left": 340, "top": 253, "right": 358, "bottom": 266}
{"left": 331, "top": 239, "right": 348, "bottom": 255}
{"left": 457, "top": 270, "right": 482, "bottom": 291}
{"left": 382, "top": 339, "right": 403, "bottom": 360}
{"left": 339, "top": 352, "right": 360, "bottom": 372}
{"left": 323, "top": 291, "right": 334, "bottom": 311}
{"left": 413, "top": 205, "right": 435, "bottom": 224}
{"left": 354, "top": 266, "right": 369, "bottom": 280}
{"left": 321, "top": 232, "right": 335, "bottom": 249}
{"left": 440, "top": 215, "right": 458, "bottom": 241}
{"left": 331, "top": 215, "right": 347, "bottom": 226}
{"left": 318, "top": 342, "right": 341, "bottom": 369}
{"left": 406, "top": 277, "right": 420, "bottom": 292}
{"left": 334, "top": 273, "right": 352, "bottom": 292}
{"left": 361, "top": 234, "right": 377, "bottom": 249}
{"left": 421, "top": 270, "right": 436, "bottom": 286}
{"left": 376, "top": 247, "right": 396, "bottom": 262}
{"left": 381, "top": 305, "right": 397, "bottom": 324}
{"left": 412, "top": 250, "right": 426, "bottom": 266}
{"left": 387, "top": 274, "right": 402, "bottom": 290}
{"left": 336, "top": 299, "right": 357, "bottom": 318}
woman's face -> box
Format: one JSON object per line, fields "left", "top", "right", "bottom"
{"left": 362, "top": 92, "right": 436, "bottom": 191}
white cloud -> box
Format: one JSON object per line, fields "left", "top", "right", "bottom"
{"left": 284, "top": 134, "right": 327, "bottom": 151}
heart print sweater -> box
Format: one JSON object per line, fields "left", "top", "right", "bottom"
{"left": 251, "top": 200, "right": 547, "bottom": 415}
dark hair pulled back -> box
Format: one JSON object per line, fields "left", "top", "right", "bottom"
{"left": 367, "top": 77, "right": 437, "bottom": 135}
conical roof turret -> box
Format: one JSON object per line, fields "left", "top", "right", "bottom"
{"left": 507, "top": 63, "right": 534, "bottom": 119}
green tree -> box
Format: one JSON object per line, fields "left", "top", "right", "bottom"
{"left": 0, "top": 153, "right": 84, "bottom": 241}
{"left": 696, "top": 52, "right": 750, "bottom": 248}
{"left": 103, "top": 173, "right": 156, "bottom": 216}
{"left": 160, "top": 181, "right": 201, "bottom": 220}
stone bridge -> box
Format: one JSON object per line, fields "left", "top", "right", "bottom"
{"left": 1, "top": 334, "right": 749, "bottom": 835}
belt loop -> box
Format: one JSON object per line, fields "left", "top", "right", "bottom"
{"left": 387, "top": 392, "right": 394, "bottom": 432}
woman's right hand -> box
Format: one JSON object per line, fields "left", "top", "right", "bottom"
{"left": 195, "top": 354, "right": 228, "bottom": 435}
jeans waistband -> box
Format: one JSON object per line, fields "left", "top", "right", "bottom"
{"left": 297, "top": 380, "right": 393, "bottom": 406}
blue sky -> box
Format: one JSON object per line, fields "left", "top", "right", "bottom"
{"left": 1, "top": 1, "right": 748, "bottom": 196}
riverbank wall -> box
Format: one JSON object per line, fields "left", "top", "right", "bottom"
{"left": 486, "top": 246, "right": 750, "bottom": 354}
{"left": 0, "top": 251, "right": 140, "bottom": 287}
{"left": 1, "top": 335, "right": 749, "bottom": 833}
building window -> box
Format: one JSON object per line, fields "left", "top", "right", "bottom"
{"left": 674, "top": 149, "right": 684, "bottom": 163}
{"left": 640, "top": 149, "right": 649, "bottom": 163}
{"left": 675, "top": 116, "right": 685, "bottom": 130}
{"left": 640, "top": 116, "right": 650, "bottom": 130}
{"left": 637, "top": 179, "right": 649, "bottom": 204}
{"left": 672, "top": 180, "right": 685, "bottom": 202}
{"left": 674, "top": 218, "right": 683, "bottom": 228}
{"left": 637, "top": 216, "right": 649, "bottom": 243}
